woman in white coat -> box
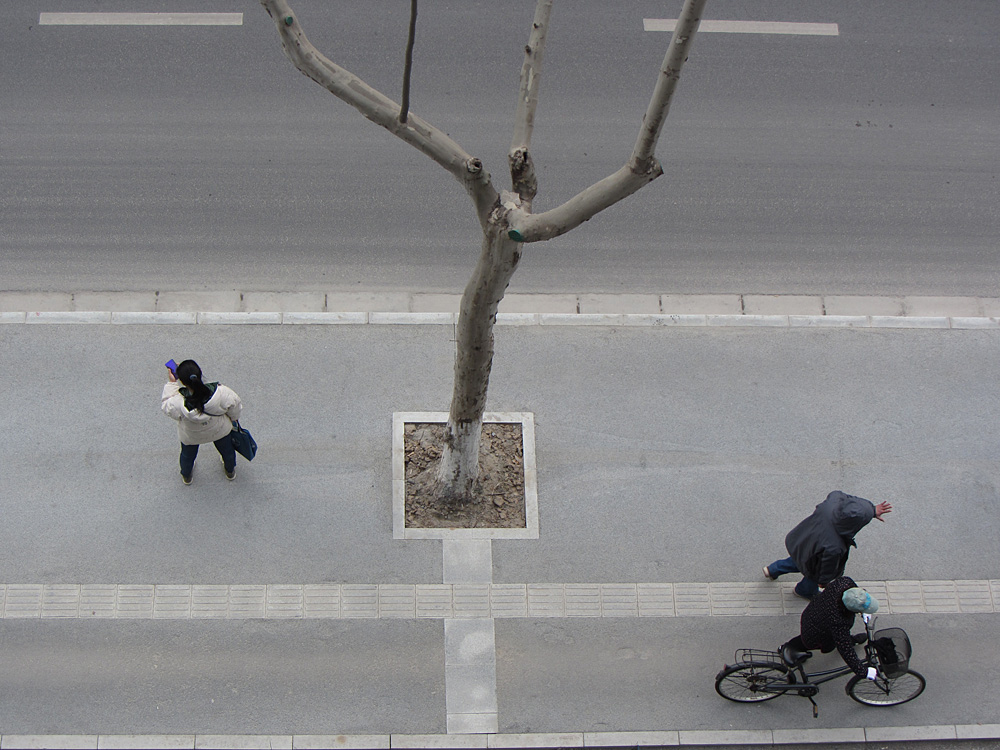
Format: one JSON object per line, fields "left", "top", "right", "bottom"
{"left": 161, "top": 359, "right": 242, "bottom": 484}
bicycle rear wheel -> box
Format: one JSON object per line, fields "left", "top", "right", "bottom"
{"left": 846, "top": 669, "right": 925, "bottom": 706}
{"left": 715, "top": 662, "right": 790, "bottom": 702}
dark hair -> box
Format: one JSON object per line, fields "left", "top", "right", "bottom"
{"left": 176, "top": 359, "right": 212, "bottom": 413}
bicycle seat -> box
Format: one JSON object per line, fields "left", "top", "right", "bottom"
{"left": 780, "top": 639, "right": 812, "bottom": 667}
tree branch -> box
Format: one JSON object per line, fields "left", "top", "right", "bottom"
{"left": 510, "top": 0, "right": 552, "bottom": 154}
{"left": 261, "top": 0, "right": 498, "bottom": 221}
{"left": 630, "top": 0, "right": 707, "bottom": 167}
{"left": 508, "top": 0, "right": 706, "bottom": 243}
{"left": 507, "top": 0, "right": 552, "bottom": 205}
{"left": 507, "top": 164, "right": 659, "bottom": 243}
{"left": 399, "top": 0, "right": 417, "bottom": 124}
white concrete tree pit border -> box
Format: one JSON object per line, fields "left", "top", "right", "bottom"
{"left": 392, "top": 412, "right": 538, "bottom": 540}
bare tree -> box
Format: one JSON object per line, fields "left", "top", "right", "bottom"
{"left": 261, "top": 0, "right": 707, "bottom": 500}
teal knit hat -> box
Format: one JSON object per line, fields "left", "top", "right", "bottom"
{"left": 842, "top": 587, "right": 879, "bottom": 614}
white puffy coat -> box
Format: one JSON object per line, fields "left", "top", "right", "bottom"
{"left": 161, "top": 381, "right": 242, "bottom": 445}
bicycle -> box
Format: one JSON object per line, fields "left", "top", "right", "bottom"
{"left": 714, "top": 613, "right": 925, "bottom": 717}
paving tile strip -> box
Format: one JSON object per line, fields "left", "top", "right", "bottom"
{"left": 2, "top": 580, "right": 996, "bottom": 619}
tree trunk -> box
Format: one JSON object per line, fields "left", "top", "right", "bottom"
{"left": 260, "top": 0, "right": 708, "bottom": 502}
{"left": 437, "top": 202, "right": 522, "bottom": 499}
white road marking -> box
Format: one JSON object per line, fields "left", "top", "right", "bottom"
{"left": 644, "top": 19, "right": 839, "bottom": 36}
{"left": 38, "top": 12, "right": 243, "bottom": 26}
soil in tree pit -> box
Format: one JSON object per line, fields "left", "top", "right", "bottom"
{"left": 404, "top": 422, "right": 526, "bottom": 529}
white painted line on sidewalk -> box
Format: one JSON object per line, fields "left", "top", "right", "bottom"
{"left": 38, "top": 12, "right": 243, "bottom": 26}
{"left": 644, "top": 18, "right": 839, "bottom": 36}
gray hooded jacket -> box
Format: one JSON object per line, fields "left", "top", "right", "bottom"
{"left": 784, "top": 491, "right": 876, "bottom": 585}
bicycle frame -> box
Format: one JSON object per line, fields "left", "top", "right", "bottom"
{"left": 748, "top": 613, "right": 886, "bottom": 715}
{"left": 764, "top": 661, "right": 856, "bottom": 695}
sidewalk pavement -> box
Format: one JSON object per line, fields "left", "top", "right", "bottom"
{"left": 0, "top": 305, "right": 998, "bottom": 748}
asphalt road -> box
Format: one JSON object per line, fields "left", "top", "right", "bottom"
{"left": 3, "top": 0, "right": 999, "bottom": 295}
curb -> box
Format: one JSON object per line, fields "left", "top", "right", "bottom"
{"left": 3, "top": 310, "right": 999, "bottom": 330}
{"left": 3, "top": 291, "right": 1000, "bottom": 318}
{"left": 1, "top": 725, "right": 998, "bottom": 749}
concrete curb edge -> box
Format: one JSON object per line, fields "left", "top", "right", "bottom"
{"left": 1, "top": 725, "right": 998, "bottom": 749}
{"left": 3, "top": 311, "right": 999, "bottom": 330}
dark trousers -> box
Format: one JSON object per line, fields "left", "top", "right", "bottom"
{"left": 767, "top": 556, "right": 821, "bottom": 599}
{"left": 180, "top": 434, "right": 236, "bottom": 478}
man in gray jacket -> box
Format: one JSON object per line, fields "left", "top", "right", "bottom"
{"left": 763, "top": 491, "right": 892, "bottom": 600}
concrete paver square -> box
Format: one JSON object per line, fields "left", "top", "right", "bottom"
{"left": 445, "top": 664, "right": 498, "bottom": 714}
{"left": 445, "top": 619, "right": 497, "bottom": 667}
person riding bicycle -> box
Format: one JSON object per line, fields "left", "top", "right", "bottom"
{"left": 784, "top": 576, "right": 880, "bottom": 681}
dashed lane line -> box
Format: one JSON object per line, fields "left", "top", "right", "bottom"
{"left": 644, "top": 18, "right": 839, "bottom": 36}
{"left": 38, "top": 12, "right": 243, "bottom": 26}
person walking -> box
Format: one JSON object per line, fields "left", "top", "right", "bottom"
{"left": 782, "top": 575, "right": 881, "bottom": 681}
{"left": 161, "top": 359, "right": 242, "bottom": 484}
{"left": 763, "top": 491, "right": 892, "bottom": 600}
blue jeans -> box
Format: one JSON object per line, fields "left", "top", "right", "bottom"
{"left": 179, "top": 433, "right": 236, "bottom": 478}
{"left": 767, "top": 556, "right": 820, "bottom": 599}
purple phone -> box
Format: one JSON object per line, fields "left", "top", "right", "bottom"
{"left": 165, "top": 359, "right": 177, "bottom": 373}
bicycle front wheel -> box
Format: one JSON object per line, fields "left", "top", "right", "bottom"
{"left": 715, "top": 662, "right": 790, "bottom": 702}
{"left": 846, "top": 669, "right": 925, "bottom": 706}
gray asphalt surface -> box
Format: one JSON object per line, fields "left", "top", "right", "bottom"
{"left": 0, "top": 322, "right": 997, "bottom": 733}
{"left": 3, "top": 0, "right": 999, "bottom": 295}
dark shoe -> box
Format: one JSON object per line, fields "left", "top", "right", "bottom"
{"left": 852, "top": 632, "right": 868, "bottom": 644}
{"left": 793, "top": 589, "right": 815, "bottom": 601}
{"left": 221, "top": 457, "right": 236, "bottom": 480}
{"left": 181, "top": 473, "right": 192, "bottom": 485}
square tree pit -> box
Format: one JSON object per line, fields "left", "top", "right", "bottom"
{"left": 392, "top": 412, "right": 538, "bottom": 540}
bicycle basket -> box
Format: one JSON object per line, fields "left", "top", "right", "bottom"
{"left": 872, "top": 627, "right": 911, "bottom": 676}
{"left": 735, "top": 648, "right": 783, "bottom": 665}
